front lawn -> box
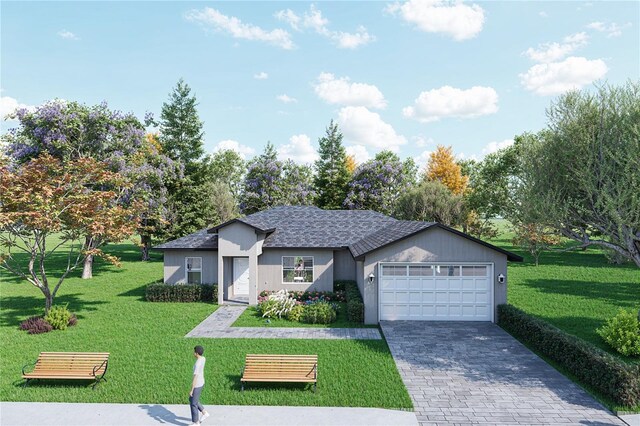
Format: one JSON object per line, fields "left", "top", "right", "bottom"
{"left": 233, "top": 303, "right": 378, "bottom": 328}
{"left": 0, "top": 241, "right": 411, "bottom": 409}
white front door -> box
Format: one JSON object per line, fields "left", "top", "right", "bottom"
{"left": 233, "top": 258, "right": 250, "bottom": 296}
{"left": 379, "top": 263, "right": 493, "bottom": 321}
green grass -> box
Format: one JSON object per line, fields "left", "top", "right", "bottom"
{"left": 233, "top": 303, "right": 378, "bottom": 328}
{"left": 0, "top": 240, "right": 411, "bottom": 408}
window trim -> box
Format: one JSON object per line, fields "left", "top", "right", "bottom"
{"left": 185, "top": 256, "right": 203, "bottom": 284}
{"left": 281, "top": 255, "right": 314, "bottom": 284}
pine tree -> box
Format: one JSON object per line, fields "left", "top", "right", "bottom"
{"left": 425, "top": 145, "right": 468, "bottom": 195}
{"left": 159, "top": 79, "right": 204, "bottom": 170}
{"left": 313, "top": 120, "right": 351, "bottom": 210}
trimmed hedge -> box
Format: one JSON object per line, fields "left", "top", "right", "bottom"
{"left": 498, "top": 304, "right": 640, "bottom": 407}
{"left": 340, "top": 280, "right": 365, "bottom": 323}
{"left": 145, "top": 282, "right": 217, "bottom": 303}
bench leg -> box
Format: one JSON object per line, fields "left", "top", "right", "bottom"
{"left": 23, "top": 379, "right": 30, "bottom": 388}
{"left": 241, "top": 382, "right": 244, "bottom": 392}
{"left": 313, "top": 383, "right": 317, "bottom": 393}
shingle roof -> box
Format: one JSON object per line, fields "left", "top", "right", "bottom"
{"left": 154, "top": 206, "right": 522, "bottom": 262}
{"left": 153, "top": 229, "right": 218, "bottom": 250}
{"left": 349, "top": 220, "right": 436, "bottom": 258}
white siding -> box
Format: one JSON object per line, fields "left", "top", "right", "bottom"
{"left": 163, "top": 250, "right": 217, "bottom": 285}
{"left": 259, "top": 249, "right": 334, "bottom": 292}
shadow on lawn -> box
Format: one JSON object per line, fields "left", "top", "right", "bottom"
{"left": 117, "top": 281, "right": 158, "bottom": 301}
{"left": 520, "top": 278, "right": 640, "bottom": 308}
{"left": 0, "top": 294, "right": 106, "bottom": 327}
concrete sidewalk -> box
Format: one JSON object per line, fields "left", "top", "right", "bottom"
{"left": 0, "top": 402, "right": 418, "bottom": 426}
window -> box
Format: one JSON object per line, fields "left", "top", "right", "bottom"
{"left": 185, "top": 257, "right": 202, "bottom": 284}
{"left": 282, "top": 256, "right": 313, "bottom": 283}
{"left": 382, "top": 265, "right": 408, "bottom": 276}
{"left": 434, "top": 265, "right": 460, "bottom": 277}
{"left": 461, "top": 265, "right": 488, "bottom": 276}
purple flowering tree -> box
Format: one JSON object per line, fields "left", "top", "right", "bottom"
{"left": 2, "top": 100, "right": 179, "bottom": 270}
{"left": 344, "top": 151, "right": 417, "bottom": 216}
{"left": 239, "top": 143, "right": 314, "bottom": 214}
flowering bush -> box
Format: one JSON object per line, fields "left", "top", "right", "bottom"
{"left": 257, "top": 289, "right": 297, "bottom": 319}
{"left": 597, "top": 309, "right": 640, "bottom": 357}
{"left": 259, "top": 290, "right": 346, "bottom": 303}
{"left": 19, "top": 316, "right": 53, "bottom": 335}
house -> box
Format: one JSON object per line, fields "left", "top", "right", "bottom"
{"left": 154, "top": 206, "right": 522, "bottom": 324}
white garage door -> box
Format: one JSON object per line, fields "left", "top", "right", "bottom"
{"left": 379, "top": 263, "right": 493, "bottom": 321}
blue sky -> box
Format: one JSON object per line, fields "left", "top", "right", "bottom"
{"left": 1, "top": 1, "right": 638, "bottom": 166}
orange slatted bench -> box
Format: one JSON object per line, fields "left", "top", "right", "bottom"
{"left": 22, "top": 352, "right": 110, "bottom": 389}
{"left": 240, "top": 354, "right": 318, "bottom": 392}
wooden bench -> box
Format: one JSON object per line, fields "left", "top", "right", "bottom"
{"left": 240, "top": 354, "right": 317, "bottom": 392}
{"left": 22, "top": 352, "right": 110, "bottom": 389}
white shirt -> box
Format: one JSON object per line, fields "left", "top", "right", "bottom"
{"left": 193, "top": 356, "right": 205, "bottom": 388}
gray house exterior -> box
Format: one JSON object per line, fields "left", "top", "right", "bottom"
{"left": 154, "top": 206, "right": 521, "bottom": 324}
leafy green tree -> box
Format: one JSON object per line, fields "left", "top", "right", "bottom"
{"left": 344, "top": 151, "right": 417, "bottom": 215}
{"left": 313, "top": 120, "right": 350, "bottom": 209}
{"left": 396, "top": 180, "right": 465, "bottom": 226}
{"left": 511, "top": 82, "right": 640, "bottom": 267}
{"left": 159, "top": 79, "right": 204, "bottom": 171}
{"left": 239, "top": 143, "right": 314, "bottom": 214}
{"left": 204, "top": 149, "right": 246, "bottom": 200}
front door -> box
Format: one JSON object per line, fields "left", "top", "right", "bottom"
{"left": 232, "top": 258, "right": 249, "bottom": 296}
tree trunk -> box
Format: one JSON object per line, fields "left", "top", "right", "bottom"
{"left": 82, "top": 236, "right": 94, "bottom": 279}
{"left": 141, "top": 235, "right": 151, "bottom": 261}
{"left": 43, "top": 287, "right": 53, "bottom": 315}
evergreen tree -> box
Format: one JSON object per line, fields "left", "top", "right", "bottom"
{"left": 313, "top": 120, "right": 350, "bottom": 210}
{"left": 159, "top": 79, "right": 204, "bottom": 171}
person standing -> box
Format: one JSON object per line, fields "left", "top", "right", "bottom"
{"left": 189, "top": 345, "right": 209, "bottom": 426}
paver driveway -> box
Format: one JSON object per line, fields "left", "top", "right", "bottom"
{"left": 380, "top": 321, "right": 625, "bottom": 425}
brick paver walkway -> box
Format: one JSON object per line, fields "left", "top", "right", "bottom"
{"left": 186, "top": 305, "right": 382, "bottom": 339}
{"left": 380, "top": 321, "right": 625, "bottom": 426}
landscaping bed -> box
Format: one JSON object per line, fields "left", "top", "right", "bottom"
{"left": 232, "top": 303, "right": 378, "bottom": 328}
{"left": 0, "top": 241, "right": 411, "bottom": 408}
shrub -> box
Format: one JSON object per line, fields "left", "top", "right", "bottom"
{"left": 19, "top": 316, "right": 53, "bottom": 335}
{"left": 145, "top": 282, "right": 217, "bottom": 303}
{"left": 597, "top": 310, "right": 640, "bottom": 357}
{"left": 287, "top": 304, "right": 305, "bottom": 322}
{"left": 68, "top": 314, "right": 78, "bottom": 327}
{"left": 260, "top": 290, "right": 346, "bottom": 303}
{"left": 302, "top": 302, "right": 337, "bottom": 324}
{"left": 44, "top": 305, "right": 72, "bottom": 330}
{"left": 257, "top": 290, "right": 297, "bottom": 318}
{"left": 498, "top": 304, "right": 640, "bottom": 407}
{"left": 344, "top": 281, "right": 364, "bottom": 323}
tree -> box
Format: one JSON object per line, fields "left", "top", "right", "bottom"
{"left": 512, "top": 223, "right": 561, "bottom": 266}
{"left": 0, "top": 154, "right": 138, "bottom": 313}
{"left": 313, "top": 120, "right": 351, "bottom": 210}
{"left": 239, "top": 143, "right": 314, "bottom": 214}
{"left": 158, "top": 78, "right": 204, "bottom": 170}
{"left": 205, "top": 149, "right": 246, "bottom": 200}
{"left": 208, "top": 181, "right": 239, "bottom": 224}
{"left": 425, "top": 145, "right": 468, "bottom": 195}
{"left": 157, "top": 79, "right": 217, "bottom": 240}
{"left": 345, "top": 155, "right": 357, "bottom": 174}
{"left": 396, "top": 180, "right": 465, "bottom": 226}
{"left": 512, "top": 82, "right": 640, "bottom": 266}
{"left": 2, "top": 100, "right": 173, "bottom": 275}
{"left": 344, "top": 151, "right": 417, "bottom": 215}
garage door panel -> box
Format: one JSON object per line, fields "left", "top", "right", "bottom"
{"left": 380, "top": 263, "right": 492, "bottom": 322}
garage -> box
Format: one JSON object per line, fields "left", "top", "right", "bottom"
{"left": 378, "top": 263, "right": 493, "bottom": 321}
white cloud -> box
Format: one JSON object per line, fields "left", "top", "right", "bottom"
{"left": 213, "top": 139, "right": 256, "bottom": 159}
{"left": 587, "top": 21, "right": 631, "bottom": 38}
{"left": 185, "top": 8, "right": 294, "bottom": 50}
{"left": 524, "top": 32, "right": 588, "bottom": 63}
{"left": 0, "top": 96, "right": 33, "bottom": 121}
{"left": 403, "top": 86, "right": 498, "bottom": 123}
{"left": 482, "top": 139, "right": 514, "bottom": 155}
{"left": 413, "top": 136, "right": 434, "bottom": 148}
{"left": 338, "top": 106, "right": 406, "bottom": 151}
{"left": 539, "top": 11, "right": 548, "bottom": 18}
{"left": 345, "top": 145, "right": 371, "bottom": 163}
{"left": 57, "top": 30, "right": 79, "bottom": 40}
{"left": 278, "top": 134, "right": 319, "bottom": 164}
{"left": 276, "top": 94, "right": 298, "bottom": 104}
{"left": 275, "top": 5, "right": 374, "bottom": 49}
{"left": 386, "top": 0, "right": 485, "bottom": 41}
{"left": 253, "top": 72, "right": 269, "bottom": 80}
{"left": 416, "top": 150, "right": 433, "bottom": 169}
{"left": 520, "top": 56, "right": 608, "bottom": 96}
{"left": 314, "top": 73, "right": 386, "bottom": 109}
